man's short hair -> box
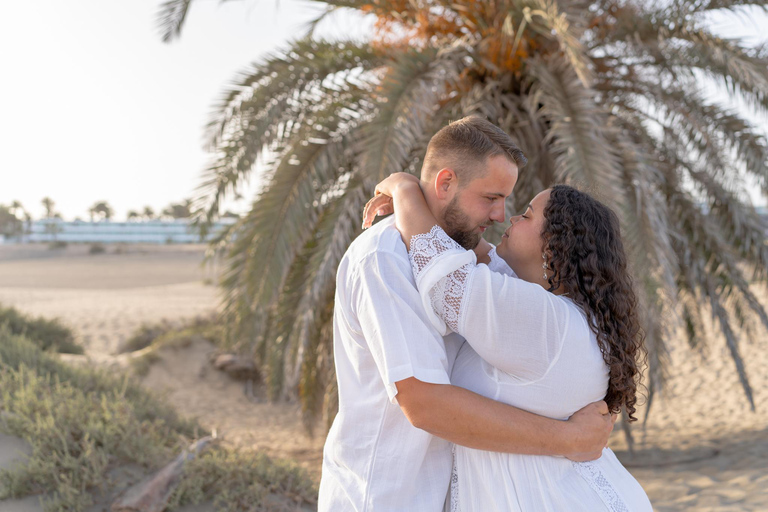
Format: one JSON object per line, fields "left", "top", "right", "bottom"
{"left": 421, "top": 116, "right": 527, "bottom": 185}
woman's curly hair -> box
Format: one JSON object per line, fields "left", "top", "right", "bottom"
{"left": 542, "top": 185, "right": 645, "bottom": 421}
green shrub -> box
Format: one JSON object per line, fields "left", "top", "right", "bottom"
{"left": 119, "top": 320, "right": 175, "bottom": 353}
{"left": 0, "top": 304, "right": 83, "bottom": 354}
{"left": 121, "top": 314, "right": 224, "bottom": 354}
{"left": 47, "top": 241, "right": 67, "bottom": 250}
{"left": 88, "top": 243, "right": 106, "bottom": 255}
{"left": 121, "top": 314, "right": 224, "bottom": 355}
{"left": 166, "top": 446, "right": 317, "bottom": 512}
{"left": 0, "top": 329, "right": 313, "bottom": 512}
{"left": 125, "top": 315, "right": 225, "bottom": 376}
{"left": 129, "top": 349, "right": 161, "bottom": 377}
{"left": 0, "top": 328, "right": 200, "bottom": 511}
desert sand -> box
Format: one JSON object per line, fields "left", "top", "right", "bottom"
{"left": 1, "top": 242, "right": 766, "bottom": 511}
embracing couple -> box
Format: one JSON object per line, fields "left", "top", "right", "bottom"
{"left": 318, "top": 116, "right": 652, "bottom": 511}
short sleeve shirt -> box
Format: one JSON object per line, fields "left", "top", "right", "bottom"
{"left": 318, "top": 216, "right": 464, "bottom": 512}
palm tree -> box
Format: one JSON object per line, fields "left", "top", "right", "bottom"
{"left": 89, "top": 201, "right": 114, "bottom": 222}
{"left": 7, "top": 201, "right": 28, "bottom": 238}
{"left": 0, "top": 205, "right": 23, "bottom": 238}
{"left": 9, "top": 200, "right": 24, "bottom": 218}
{"left": 41, "top": 197, "right": 55, "bottom": 219}
{"left": 160, "top": 0, "right": 768, "bottom": 432}
{"left": 143, "top": 206, "right": 156, "bottom": 220}
{"left": 162, "top": 198, "right": 194, "bottom": 219}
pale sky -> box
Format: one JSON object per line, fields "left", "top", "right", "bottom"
{"left": 0, "top": 0, "right": 328, "bottom": 220}
{"left": 1, "top": 2, "right": 766, "bottom": 221}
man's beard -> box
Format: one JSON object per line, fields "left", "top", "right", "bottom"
{"left": 442, "top": 195, "right": 482, "bottom": 250}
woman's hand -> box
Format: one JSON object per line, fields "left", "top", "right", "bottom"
{"left": 362, "top": 173, "right": 420, "bottom": 229}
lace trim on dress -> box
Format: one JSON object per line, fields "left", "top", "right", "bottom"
{"left": 450, "top": 445, "right": 461, "bottom": 512}
{"left": 409, "top": 226, "right": 472, "bottom": 333}
{"left": 571, "top": 461, "right": 630, "bottom": 512}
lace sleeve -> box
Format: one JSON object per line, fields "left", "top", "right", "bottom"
{"left": 409, "top": 225, "right": 474, "bottom": 333}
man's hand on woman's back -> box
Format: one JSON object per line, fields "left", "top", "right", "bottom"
{"left": 565, "top": 401, "right": 618, "bottom": 462}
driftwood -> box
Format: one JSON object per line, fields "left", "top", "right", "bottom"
{"left": 212, "top": 353, "right": 261, "bottom": 382}
{"left": 111, "top": 435, "right": 215, "bottom": 512}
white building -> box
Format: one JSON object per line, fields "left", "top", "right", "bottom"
{"left": 19, "top": 218, "right": 237, "bottom": 244}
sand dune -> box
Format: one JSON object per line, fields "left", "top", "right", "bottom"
{"left": 1, "top": 243, "right": 766, "bottom": 511}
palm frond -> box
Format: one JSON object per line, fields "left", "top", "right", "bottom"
{"left": 607, "top": 79, "right": 768, "bottom": 189}
{"left": 706, "top": 276, "right": 756, "bottom": 410}
{"left": 157, "top": 0, "right": 243, "bottom": 43}
{"left": 614, "top": 130, "right": 677, "bottom": 413}
{"left": 300, "top": 0, "right": 373, "bottom": 38}
{"left": 204, "top": 39, "right": 380, "bottom": 150}
{"left": 192, "top": 41, "right": 379, "bottom": 233}
{"left": 662, "top": 166, "right": 762, "bottom": 408}
{"left": 156, "top": 0, "right": 193, "bottom": 43}
{"left": 678, "top": 30, "right": 768, "bottom": 112}
{"left": 527, "top": 56, "right": 624, "bottom": 204}
{"left": 359, "top": 43, "right": 469, "bottom": 181}
{"left": 294, "top": 181, "right": 369, "bottom": 431}
{"left": 527, "top": 0, "right": 593, "bottom": 87}
{"left": 700, "top": 0, "right": 768, "bottom": 11}
{"left": 217, "top": 119, "right": 358, "bottom": 353}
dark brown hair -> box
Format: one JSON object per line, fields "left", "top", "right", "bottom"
{"left": 421, "top": 116, "right": 527, "bottom": 183}
{"left": 542, "top": 185, "right": 645, "bottom": 421}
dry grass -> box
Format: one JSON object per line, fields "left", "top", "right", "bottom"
{"left": 0, "top": 304, "right": 82, "bottom": 355}
{"left": 0, "top": 327, "right": 315, "bottom": 512}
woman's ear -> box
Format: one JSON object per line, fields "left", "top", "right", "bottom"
{"left": 434, "top": 168, "right": 457, "bottom": 200}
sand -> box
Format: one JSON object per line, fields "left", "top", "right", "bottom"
{"left": 1, "top": 242, "right": 767, "bottom": 511}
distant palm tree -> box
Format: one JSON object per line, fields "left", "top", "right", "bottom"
{"left": 7, "top": 201, "right": 27, "bottom": 238}
{"left": 162, "top": 198, "right": 195, "bottom": 219}
{"left": 9, "top": 200, "right": 23, "bottom": 217}
{"left": 41, "top": 197, "right": 55, "bottom": 219}
{"left": 161, "top": 0, "right": 768, "bottom": 430}
{"left": 143, "top": 206, "right": 156, "bottom": 220}
{"left": 0, "top": 205, "right": 23, "bottom": 237}
{"left": 127, "top": 210, "right": 141, "bottom": 221}
{"left": 89, "top": 201, "right": 114, "bottom": 222}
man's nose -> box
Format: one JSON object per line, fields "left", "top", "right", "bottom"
{"left": 490, "top": 202, "right": 506, "bottom": 223}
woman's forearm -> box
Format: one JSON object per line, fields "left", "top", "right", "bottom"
{"left": 392, "top": 181, "right": 440, "bottom": 251}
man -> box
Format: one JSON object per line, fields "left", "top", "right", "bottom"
{"left": 318, "top": 117, "right": 615, "bottom": 512}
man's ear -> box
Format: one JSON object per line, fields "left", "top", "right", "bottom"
{"left": 434, "top": 168, "right": 457, "bottom": 200}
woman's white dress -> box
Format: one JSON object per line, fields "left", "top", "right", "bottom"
{"left": 408, "top": 225, "right": 653, "bottom": 512}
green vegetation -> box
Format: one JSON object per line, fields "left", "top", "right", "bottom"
{"left": 0, "top": 327, "right": 197, "bottom": 511}
{"left": 88, "top": 242, "right": 106, "bottom": 254}
{"left": 0, "top": 304, "right": 83, "bottom": 354}
{"left": 119, "top": 319, "right": 176, "bottom": 353}
{"left": 167, "top": 447, "right": 317, "bottom": 512}
{"left": 121, "top": 314, "right": 225, "bottom": 376}
{"left": 0, "top": 327, "right": 317, "bottom": 512}
{"left": 47, "top": 241, "right": 68, "bottom": 250}
{"left": 0, "top": 203, "right": 25, "bottom": 238}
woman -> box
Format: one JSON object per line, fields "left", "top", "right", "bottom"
{"left": 362, "top": 174, "right": 652, "bottom": 511}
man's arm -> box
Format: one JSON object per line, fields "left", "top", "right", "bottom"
{"left": 396, "top": 377, "right": 615, "bottom": 461}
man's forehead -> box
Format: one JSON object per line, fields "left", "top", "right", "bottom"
{"left": 474, "top": 161, "right": 518, "bottom": 195}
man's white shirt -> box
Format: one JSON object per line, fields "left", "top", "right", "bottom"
{"left": 318, "top": 216, "right": 515, "bottom": 512}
